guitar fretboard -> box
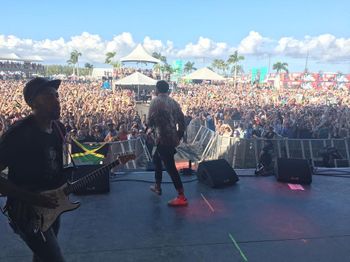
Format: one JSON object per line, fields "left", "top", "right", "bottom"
{"left": 64, "top": 159, "right": 120, "bottom": 194}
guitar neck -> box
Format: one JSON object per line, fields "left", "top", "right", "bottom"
{"left": 64, "top": 159, "right": 119, "bottom": 194}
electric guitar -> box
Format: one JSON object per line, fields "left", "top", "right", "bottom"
{"left": 28, "top": 153, "right": 135, "bottom": 232}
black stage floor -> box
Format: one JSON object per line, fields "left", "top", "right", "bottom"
{"left": 1, "top": 170, "right": 350, "bottom": 262}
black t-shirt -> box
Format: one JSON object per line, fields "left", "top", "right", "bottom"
{"left": 264, "top": 131, "right": 276, "bottom": 139}
{"left": 0, "top": 115, "right": 66, "bottom": 191}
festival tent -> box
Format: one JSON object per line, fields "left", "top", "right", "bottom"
{"left": 0, "top": 53, "right": 22, "bottom": 61}
{"left": 120, "top": 44, "right": 161, "bottom": 64}
{"left": 92, "top": 67, "right": 113, "bottom": 79}
{"left": 22, "top": 55, "right": 44, "bottom": 62}
{"left": 184, "top": 67, "right": 225, "bottom": 81}
{"left": 115, "top": 72, "right": 157, "bottom": 86}
{"left": 0, "top": 53, "right": 44, "bottom": 62}
{"left": 115, "top": 72, "right": 157, "bottom": 99}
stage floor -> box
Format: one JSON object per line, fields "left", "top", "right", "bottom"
{"left": 1, "top": 170, "right": 350, "bottom": 262}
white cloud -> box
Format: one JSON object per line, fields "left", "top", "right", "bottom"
{"left": 176, "top": 37, "right": 229, "bottom": 58}
{"left": 275, "top": 34, "right": 350, "bottom": 62}
{"left": 142, "top": 36, "right": 176, "bottom": 57}
{"left": 0, "top": 32, "right": 136, "bottom": 64}
{"left": 236, "top": 31, "right": 272, "bottom": 55}
{"left": 0, "top": 32, "right": 349, "bottom": 65}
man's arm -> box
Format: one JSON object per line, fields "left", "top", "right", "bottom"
{"left": 147, "top": 100, "right": 156, "bottom": 127}
{"left": 175, "top": 102, "right": 186, "bottom": 139}
{"left": 0, "top": 164, "right": 57, "bottom": 208}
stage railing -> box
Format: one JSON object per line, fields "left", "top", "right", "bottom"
{"left": 193, "top": 126, "right": 350, "bottom": 169}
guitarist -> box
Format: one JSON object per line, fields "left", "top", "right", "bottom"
{"left": 0, "top": 77, "right": 66, "bottom": 262}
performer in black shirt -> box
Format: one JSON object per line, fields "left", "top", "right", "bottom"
{"left": 0, "top": 77, "right": 66, "bottom": 262}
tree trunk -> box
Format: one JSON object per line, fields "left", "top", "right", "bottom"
{"left": 234, "top": 63, "right": 237, "bottom": 89}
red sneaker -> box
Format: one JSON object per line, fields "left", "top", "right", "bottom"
{"left": 168, "top": 195, "right": 188, "bottom": 207}
{"left": 150, "top": 185, "right": 162, "bottom": 195}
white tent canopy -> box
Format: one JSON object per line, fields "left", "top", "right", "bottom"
{"left": 0, "top": 53, "right": 44, "bottom": 62}
{"left": 184, "top": 67, "right": 225, "bottom": 81}
{"left": 22, "top": 55, "right": 44, "bottom": 62}
{"left": 120, "top": 44, "right": 161, "bottom": 64}
{"left": 0, "top": 53, "right": 22, "bottom": 61}
{"left": 115, "top": 72, "right": 157, "bottom": 86}
{"left": 91, "top": 67, "right": 113, "bottom": 78}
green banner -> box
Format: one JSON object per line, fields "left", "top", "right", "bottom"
{"left": 171, "top": 60, "right": 184, "bottom": 83}
{"left": 259, "top": 67, "right": 268, "bottom": 83}
{"left": 251, "top": 68, "right": 258, "bottom": 84}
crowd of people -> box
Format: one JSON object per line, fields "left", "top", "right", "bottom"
{"left": 114, "top": 67, "right": 156, "bottom": 79}
{"left": 0, "top": 80, "right": 151, "bottom": 145}
{"left": 0, "top": 61, "right": 45, "bottom": 80}
{"left": 1, "top": 79, "right": 350, "bottom": 145}
{"left": 174, "top": 83, "right": 350, "bottom": 140}
{"left": 113, "top": 67, "right": 169, "bottom": 81}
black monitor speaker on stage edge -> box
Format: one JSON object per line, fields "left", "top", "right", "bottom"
{"left": 275, "top": 158, "right": 312, "bottom": 185}
{"left": 196, "top": 159, "right": 239, "bottom": 188}
{"left": 70, "top": 164, "right": 110, "bottom": 194}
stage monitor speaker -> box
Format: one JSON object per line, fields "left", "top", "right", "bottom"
{"left": 196, "top": 159, "right": 239, "bottom": 188}
{"left": 70, "top": 164, "right": 110, "bottom": 194}
{"left": 275, "top": 158, "right": 312, "bottom": 184}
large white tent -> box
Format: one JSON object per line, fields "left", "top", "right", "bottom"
{"left": 184, "top": 67, "right": 225, "bottom": 81}
{"left": 0, "top": 53, "right": 43, "bottom": 62}
{"left": 120, "top": 44, "right": 161, "bottom": 64}
{"left": 115, "top": 72, "right": 157, "bottom": 86}
{"left": 0, "top": 53, "right": 22, "bottom": 61}
{"left": 92, "top": 67, "right": 113, "bottom": 78}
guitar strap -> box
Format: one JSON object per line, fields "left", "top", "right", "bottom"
{"left": 53, "top": 120, "right": 78, "bottom": 170}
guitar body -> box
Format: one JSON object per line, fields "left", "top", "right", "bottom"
{"left": 28, "top": 153, "right": 135, "bottom": 232}
{"left": 33, "top": 183, "right": 80, "bottom": 232}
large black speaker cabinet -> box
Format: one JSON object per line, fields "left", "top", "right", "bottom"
{"left": 70, "top": 164, "right": 110, "bottom": 194}
{"left": 196, "top": 159, "right": 239, "bottom": 188}
{"left": 275, "top": 158, "right": 312, "bottom": 184}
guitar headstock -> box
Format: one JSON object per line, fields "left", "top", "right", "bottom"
{"left": 118, "top": 152, "right": 136, "bottom": 164}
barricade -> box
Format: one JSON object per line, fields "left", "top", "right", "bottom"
{"left": 194, "top": 126, "right": 350, "bottom": 168}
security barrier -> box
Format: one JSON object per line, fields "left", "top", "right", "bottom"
{"left": 193, "top": 126, "right": 350, "bottom": 169}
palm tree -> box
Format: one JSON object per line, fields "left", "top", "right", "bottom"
{"left": 111, "top": 61, "right": 122, "bottom": 69}
{"left": 184, "top": 61, "right": 196, "bottom": 73}
{"left": 66, "top": 59, "right": 74, "bottom": 74}
{"left": 227, "top": 51, "right": 245, "bottom": 88}
{"left": 231, "top": 64, "right": 244, "bottom": 75}
{"left": 212, "top": 59, "right": 227, "bottom": 75}
{"left": 211, "top": 59, "right": 223, "bottom": 72}
{"left": 84, "top": 63, "right": 94, "bottom": 76}
{"left": 152, "top": 52, "right": 167, "bottom": 63}
{"left": 67, "top": 50, "right": 82, "bottom": 76}
{"left": 152, "top": 52, "right": 168, "bottom": 79}
{"left": 272, "top": 62, "right": 288, "bottom": 74}
{"left": 105, "top": 52, "right": 116, "bottom": 65}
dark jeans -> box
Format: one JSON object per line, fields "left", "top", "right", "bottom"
{"left": 153, "top": 145, "right": 184, "bottom": 191}
{"left": 11, "top": 217, "right": 65, "bottom": 262}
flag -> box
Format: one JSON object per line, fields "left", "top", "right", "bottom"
{"left": 71, "top": 139, "right": 109, "bottom": 165}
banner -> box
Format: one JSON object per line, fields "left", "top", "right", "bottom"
{"left": 251, "top": 68, "right": 258, "bottom": 84}
{"left": 259, "top": 67, "right": 268, "bottom": 83}
{"left": 170, "top": 60, "right": 184, "bottom": 83}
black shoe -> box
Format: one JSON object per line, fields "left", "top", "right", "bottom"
{"left": 150, "top": 185, "right": 162, "bottom": 195}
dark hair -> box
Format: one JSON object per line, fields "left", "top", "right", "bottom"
{"left": 156, "top": 80, "right": 169, "bottom": 93}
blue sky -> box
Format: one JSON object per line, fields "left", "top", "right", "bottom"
{"left": 1, "top": 0, "right": 350, "bottom": 72}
